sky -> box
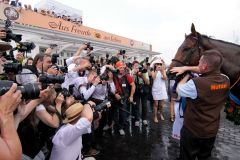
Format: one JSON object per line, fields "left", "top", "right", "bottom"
{"left": 21, "top": 0, "right": 240, "bottom": 64}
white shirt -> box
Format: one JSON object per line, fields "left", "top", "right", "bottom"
{"left": 91, "top": 82, "right": 116, "bottom": 100}
{"left": 80, "top": 84, "right": 96, "bottom": 101}
{"left": 50, "top": 118, "right": 91, "bottom": 160}
{"left": 66, "top": 57, "right": 74, "bottom": 67}
{"left": 61, "top": 71, "right": 80, "bottom": 89}
{"left": 178, "top": 79, "right": 197, "bottom": 99}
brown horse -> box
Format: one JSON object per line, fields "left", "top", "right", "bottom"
{"left": 169, "top": 23, "right": 240, "bottom": 93}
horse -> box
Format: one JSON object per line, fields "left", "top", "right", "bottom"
{"left": 168, "top": 23, "right": 240, "bottom": 124}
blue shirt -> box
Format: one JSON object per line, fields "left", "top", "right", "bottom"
{"left": 177, "top": 79, "right": 197, "bottom": 99}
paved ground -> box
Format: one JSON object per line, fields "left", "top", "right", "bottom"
{"left": 96, "top": 104, "right": 240, "bottom": 160}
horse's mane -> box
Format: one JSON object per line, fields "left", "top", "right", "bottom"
{"left": 200, "top": 34, "right": 240, "bottom": 48}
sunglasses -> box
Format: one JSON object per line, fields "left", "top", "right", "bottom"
{"left": 155, "top": 63, "right": 162, "bottom": 66}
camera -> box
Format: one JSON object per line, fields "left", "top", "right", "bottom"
{"left": 3, "top": 62, "right": 22, "bottom": 74}
{"left": 145, "top": 57, "right": 149, "bottom": 63}
{"left": 93, "top": 99, "right": 111, "bottom": 112}
{"left": 96, "top": 67, "right": 109, "bottom": 81}
{"left": 84, "top": 42, "right": 93, "bottom": 51}
{"left": 58, "top": 66, "right": 68, "bottom": 73}
{"left": 0, "top": 80, "right": 40, "bottom": 99}
{"left": 16, "top": 42, "right": 36, "bottom": 53}
{"left": 154, "top": 63, "right": 163, "bottom": 71}
{"left": 107, "top": 56, "right": 119, "bottom": 65}
{"left": 89, "top": 56, "right": 95, "bottom": 64}
{"left": 1, "top": 19, "right": 22, "bottom": 42}
{"left": 138, "top": 66, "right": 147, "bottom": 73}
{"left": 58, "top": 88, "right": 71, "bottom": 98}
{"left": 100, "top": 73, "right": 109, "bottom": 81}
{"left": 51, "top": 54, "right": 59, "bottom": 64}
{"left": 39, "top": 75, "right": 65, "bottom": 84}
{"left": 106, "top": 53, "right": 109, "bottom": 59}
{"left": 119, "top": 49, "right": 126, "bottom": 55}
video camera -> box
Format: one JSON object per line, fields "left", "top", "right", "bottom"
{"left": 0, "top": 80, "right": 40, "bottom": 99}
{"left": 3, "top": 62, "right": 22, "bottom": 74}
{"left": 119, "top": 50, "right": 126, "bottom": 55}
{"left": 1, "top": 19, "right": 22, "bottom": 43}
{"left": 15, "top": 42, "right": 36, "bottom": 53}
{"left": 1, "top": 19, "right": 35, "bottom": 53}
{"left": 84, "top": 42, "right": 93, "bottom": 51}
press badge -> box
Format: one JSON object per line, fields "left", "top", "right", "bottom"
{"left": 122, "top": 84, "right": 127, "bottom": 87}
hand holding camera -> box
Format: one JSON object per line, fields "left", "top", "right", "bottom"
{"left": 55, "top": 93, "right": 64, "bottom": 105}
{"left": 0, "top": 83, "right": 22, "bottom": 116}
{"left": 92, "top": 76, "right": 101, "bottom": 86}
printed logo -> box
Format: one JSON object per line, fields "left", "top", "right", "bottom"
{"left": 4, "top": 7, "right": 19, "bottom": 20}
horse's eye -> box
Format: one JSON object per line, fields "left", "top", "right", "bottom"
{"left": 183, "top": 47, "right": 190, "bottom": 52}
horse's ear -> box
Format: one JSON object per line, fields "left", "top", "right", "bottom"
{"left": 191, "top": 23, "right": 197, "bottom": 36}
{"left": 185, "top": 33, "right": 187, "bottom": 38}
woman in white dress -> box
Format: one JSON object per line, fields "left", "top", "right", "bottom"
{"left": 151, "top": 59, "right": 168, "bottom": 123}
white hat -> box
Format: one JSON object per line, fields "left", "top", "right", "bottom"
{"left": 150, "top": 58, "right": 163, "bottom": 68}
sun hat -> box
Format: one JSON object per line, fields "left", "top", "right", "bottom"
{"left": 63, "top": 103, "right": 84, "bottom": 124}
{"left": 150, "top": 58, "right": 163, "bottom": 68}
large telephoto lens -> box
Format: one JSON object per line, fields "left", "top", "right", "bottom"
{"left": 0, "top": 80, "right": 40, "bottom": 99}
{"left": 39, "top": 75, "right": 65, "bottom": 84}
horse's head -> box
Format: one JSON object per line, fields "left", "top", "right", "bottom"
{"left": 167, "top": 23, "right": 204, "bottom": 79}
{"left": 169, "top": 23, "right": 204, "bottom": 69}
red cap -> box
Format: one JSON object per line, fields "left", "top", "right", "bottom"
{"left": 115, "top": 61, "right": 126, "bottom": 69}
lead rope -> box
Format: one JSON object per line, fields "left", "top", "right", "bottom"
{"left": 230, "top": 73, "right": 240, "bottom": 89}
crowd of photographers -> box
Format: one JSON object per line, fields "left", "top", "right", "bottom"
{"left": 0, "top": 23, "right": 171, "bottom": 160}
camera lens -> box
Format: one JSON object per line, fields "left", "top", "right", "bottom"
{"left": 3, "top": 63, "right": 22, "bottom": 74}
{"left": 0, "top": 80, "right": 40, "bottom": 99}
{"left": 18, "top": 83, "right": 40, "bottom": 99}
{"left": 39, "top": 75, "right": 65, "bottom": 84}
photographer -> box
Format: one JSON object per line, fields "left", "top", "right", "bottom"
{"left": 79, "top": 70, "right": 101, "bottom": 101}
{"left": 0, "top": 83, "right": 22, "bottom": 160}
{"left": 113, "top": 61, "right": 135, "bottom": 136}
{"left": 90, "top": 68, "right": 116, "bottom": 140}
{"left": 65, "top": 43, "right": 93, "bottom": 67}
{"left": 151, "top": 58, "right": 168, "bottom": 123}
{"left": 32, "top": 53, "right": 52, "bottom": 76}
{"left": 62, "top": 58, "right": 91, "bottom": 89}
{"left": 17, "top": 87, "right": 64, "bottom": 159}
{"left": 131, "top": 61, "right": 150, "bottom": 126}
{"left": 50, "top": 97, "right": 94, "bottom": 160}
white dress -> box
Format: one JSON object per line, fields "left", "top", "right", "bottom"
{"left": 152, "top": 71, "right": 168, "bottom": 100}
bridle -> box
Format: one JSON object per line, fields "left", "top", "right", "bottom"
{"left": 172, "top": 35, "right": 203, "bottom": 66}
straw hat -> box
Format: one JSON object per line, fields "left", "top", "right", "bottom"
{"left": 63, "top": 103, "right": 84, "bottom": 124}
